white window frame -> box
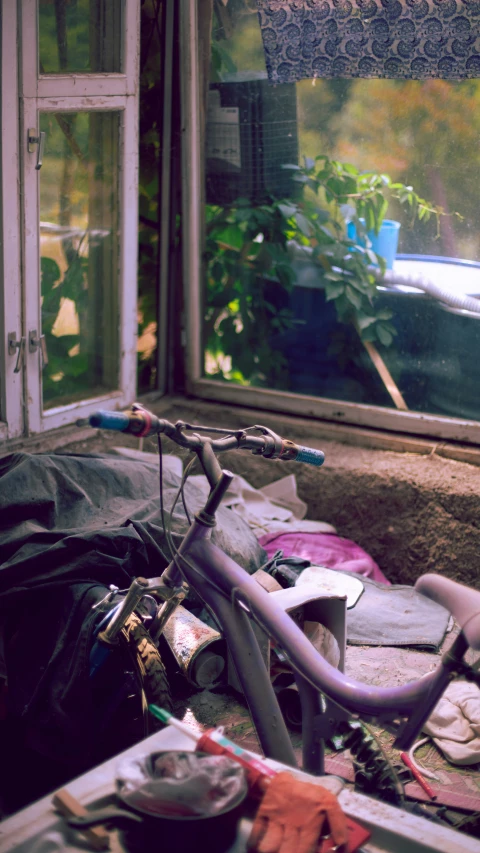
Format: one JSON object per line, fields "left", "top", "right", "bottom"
{"left": 179, "top": 0, "right": 480, "bottom": 445}
{"left": 13, "top": 0, "right": 140, "bottom": 436}
{"left": 1, "top": 0, "right": 24, "bottom": 441}
{"left": 20, "top": 0, "right": 139, "bottom": 98}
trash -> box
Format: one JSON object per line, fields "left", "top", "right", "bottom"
{"left": 67, "top": 751, "right": 248, "bottom": 853}
{"left": 117, "top": 751, "right": 247, "bottom": 818}
{"left": 161, "top": 605, "right": 227, "bottom": 689}
{"left": 148, "top": 706, "right": 276, "bottom": 794}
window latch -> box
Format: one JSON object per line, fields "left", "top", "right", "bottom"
{"left": 28, "top": 129, "right": 46, "bottom": 170}
{"left": 29, "top": 330, "right": 49, "bottom": 367}
{"left": 8, "top": 332, "right": 26, "bottom": 373}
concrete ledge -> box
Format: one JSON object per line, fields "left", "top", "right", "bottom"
{"left": 39, "top": 394, "right": 480, "bottom": 590}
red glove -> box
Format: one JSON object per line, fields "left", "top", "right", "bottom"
{"left": 248, "top": 772, "right": 348, "bottom": 853}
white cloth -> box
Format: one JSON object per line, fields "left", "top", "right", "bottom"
{"left": 189, "top": 472, "right": 336, "bottom": 538}
{"left": 423, "top": 681, "right": 480, "bottom": 765}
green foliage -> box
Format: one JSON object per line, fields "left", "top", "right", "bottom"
{"left": 38, "top": 0, "right": 92, "bottom": 73}
{"left": 296, "top": 77, "right": 475, "bottom": 259}
{"left": 206, "top": 156, "right": 443, "bottom": 384}
{"left": 41, "top": 251, "right": 90, "bottom": 403}
{"left": 205, "top": 199, "right": 297, "bottom": 385}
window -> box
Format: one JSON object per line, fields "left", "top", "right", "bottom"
{"left": 180, "top": 0, "right": 480, "bottom": 444}
{"left": 0, "top": 0, "right": 139, "bottom": 440}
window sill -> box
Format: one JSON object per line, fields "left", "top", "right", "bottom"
{"left": 3, "top": 393, "right": 480, "bottom": 589}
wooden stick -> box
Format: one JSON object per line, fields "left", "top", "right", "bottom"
{"left": 52, "top": 788, "right": 110, "bottom": 851}
{"left": 360, "top": 336, "right": 409, "bottom": 411}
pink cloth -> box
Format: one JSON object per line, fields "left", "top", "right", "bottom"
{"left": 258, "top": 531, "right": 390, "bottom": 585}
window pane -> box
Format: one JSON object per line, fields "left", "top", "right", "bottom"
{"left": 203, "top": 3, "right": 480, "bottom": 423}
{"left": 38, "top": 0, "right": 122, "bottom": 74}
{"left": 39, "top": 111, "right": 120, "bottom": 410}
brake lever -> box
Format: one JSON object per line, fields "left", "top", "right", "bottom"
{"left": 250, "top": 424, "right": 284, "bottom": 458}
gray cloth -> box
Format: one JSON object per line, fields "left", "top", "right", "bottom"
{"left": 344, "top": 572, "right": 451, "bottom": 650}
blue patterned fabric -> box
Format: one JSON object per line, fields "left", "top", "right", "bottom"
{"left": 256, "top": 0, "right": 480, "bottom": 80}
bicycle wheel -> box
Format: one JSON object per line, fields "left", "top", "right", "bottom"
{"left": 120, "top": 611, "right": 173, "bottom": 732}
{"left": 93, "top": 611, "right": 172, "bottom": 760}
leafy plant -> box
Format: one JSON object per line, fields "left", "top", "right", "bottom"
{"left": 41, "top": 249, "right": 90, "bottom": 404}
{"left": 205, "top": 199, "right": 298, "bottom": 385}
{"left": 205, "top": 156, "right": 443, "bottom": 383}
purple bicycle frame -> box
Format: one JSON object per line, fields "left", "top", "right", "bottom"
{"left": 163, "top": 516, "right": 456, "bottom": 775}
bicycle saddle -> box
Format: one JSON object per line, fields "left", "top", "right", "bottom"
{"left": 415, "top": 573, "right": 480, "bottom": 650}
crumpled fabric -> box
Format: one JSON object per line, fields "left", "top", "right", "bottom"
{"left": 423, "top": 681, "right": 480, "bottom": 765}
{"left": 259, "top": 531, "right": 389, "bottom": 584}
{"left": 189, "top": 472, "right": 336, "bottom": 538}
{"left": 345, "top": 572, "right": 450, "bottom": 649}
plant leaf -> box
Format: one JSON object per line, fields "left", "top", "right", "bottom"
{"left": 213, "top": 225, "right": 244, "bottom": 251}
{"left": 295, "top": 212, "right": 313, "bottom": 237}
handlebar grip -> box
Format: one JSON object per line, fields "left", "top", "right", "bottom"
{"left": 294, "top": 446, "right": 325, "bottom": 466}
{"left": 89, "top": 410, "right": 130, "bottom": 431}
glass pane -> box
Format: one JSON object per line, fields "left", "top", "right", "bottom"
{"left": 39, "top": 111, "right": 120, "bottom": 410}
{"left": 203, "top": 3, "right": 480, "bottom": 423}
{"left": 38, "top": 0, "right": 122, "bottom": 74}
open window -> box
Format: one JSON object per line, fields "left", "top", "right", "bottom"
{"left": 1, "top": 0, "right": 140, "bottom": 440}
{"left": 180, "top": 0, "right": 480, "bottom": 444}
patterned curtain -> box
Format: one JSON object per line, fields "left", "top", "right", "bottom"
{"left": 256, "top": 0, "right": 480, "bottom": 81}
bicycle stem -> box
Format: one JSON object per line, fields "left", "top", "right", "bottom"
{"left": 97, "top": 575, "right": 182, "bottom": 646}
{"left": 196, "top": 438, "right": 224, "bottom": 489}
{"left": 97, "top": 577, "right": 150, "bottom": 645}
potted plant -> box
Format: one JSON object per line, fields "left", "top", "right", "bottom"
{"left": 204, "top": 156, "right": 442, "bottom": 389}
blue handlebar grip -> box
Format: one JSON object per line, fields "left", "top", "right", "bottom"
{"left": 89, "top": 410, "right": 130, "bottom": 431}
{"left": 295, "top": 446, "right": 325, "bottom": 466}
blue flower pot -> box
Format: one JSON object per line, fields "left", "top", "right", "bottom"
{"left": 347, "top": 219, "right": 401, "bottom": 270}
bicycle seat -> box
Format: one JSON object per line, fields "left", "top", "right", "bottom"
{"left": 415, "top": 573, "right": 480, "bottom": 650}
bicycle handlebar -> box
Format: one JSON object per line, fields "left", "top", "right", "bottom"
{"left": 86, "top": 407, "right": 325, "bottom": 467}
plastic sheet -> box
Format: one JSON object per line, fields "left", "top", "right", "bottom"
{"left": 116, "top": 751, "right": 247, "bottom": 817}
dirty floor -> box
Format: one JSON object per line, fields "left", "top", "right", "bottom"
{"left": 27, "top": 404, "right": 480, "bottom": 834}
{"left": 171, "top": 625, "right": 480, "bottom": 826}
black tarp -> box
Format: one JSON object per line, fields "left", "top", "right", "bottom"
{"left": 0, "top": 451, "right": 266, "bottom": 803}
{"left": 0, "top": 451, "right": 265, "bottom": 598}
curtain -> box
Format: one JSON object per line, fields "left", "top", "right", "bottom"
{"left": 256, "top": 0, "right": 480, "bottom": 81}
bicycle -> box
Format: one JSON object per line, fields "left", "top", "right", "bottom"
{"left": 85, "top": 402, "right": 480, "bottom": 793}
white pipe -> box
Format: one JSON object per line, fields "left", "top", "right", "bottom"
{"left": 379, "top": 269, "right": 480, "bottom": 315}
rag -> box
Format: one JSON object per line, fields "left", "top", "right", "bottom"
{"left": 423, "top": 681, "right": 480, "bottom": 765}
